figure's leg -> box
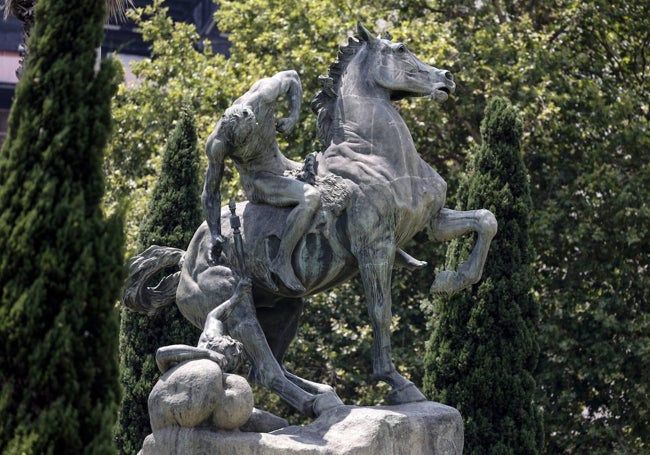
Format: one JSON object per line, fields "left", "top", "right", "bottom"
{"left": 428, "top": 207, "right": 498, "bottom": 295}
{"left": 269, "top": 183, "right": 321, "bottom": 292}
{"left": 251, "top": 176, "right": 321, "bottom": 292}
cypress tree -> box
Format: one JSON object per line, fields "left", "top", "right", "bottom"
{"left": 0, "top": 0, "right": 124, "bottom": 453}
{"left": 115, "top": 108, "right": 203, "bottom": 454}
{"left": 423, "top": 97, "right": 543, "bottom": 454}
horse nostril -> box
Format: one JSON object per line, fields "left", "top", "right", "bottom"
{"left": 444, "top": 71, "right": 453, "bottom": 81}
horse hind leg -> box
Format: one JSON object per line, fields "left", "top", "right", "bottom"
{"left": 255, "top": 297, "right": 305, "bottom": 365}
{"left": 428, "top": 207, "right": 498, "bottom": 296}
{"left": 226, "top": 292, "right": 342, "bottom": 417}
{"left": 256, "top": 297, "right": 337, "bottom": 396}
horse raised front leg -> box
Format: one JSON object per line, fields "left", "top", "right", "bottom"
{"left": 357, "top": 247, "right": 427, "bottom": 405}
{"left": 428, "top": 207, "right": 498, "bottom": 295}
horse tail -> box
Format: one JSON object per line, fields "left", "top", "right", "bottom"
{"left": 122, "top": 245, "right": 185, "bottom": 315}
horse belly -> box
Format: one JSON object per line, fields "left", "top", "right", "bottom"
{"left": 258, "top": 227, "right": 353, "bottom": 296}
{"left": 294, "top": 231, "right": 354, "bottom": 293}
{"left": 236, "top": 202, "right": 354, "bottom": 296}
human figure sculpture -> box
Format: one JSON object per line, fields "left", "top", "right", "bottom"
{"left": 125, "top": 23, "right": 497, "bottom": 419}
{"left": 154, "top": 277, "right": 251, "bottom": 375}
{"left": 150, "top": 277, "right": 259, "bottom": 433}
{"left": 202, "top": 70, "right": 317, "bottom": 292}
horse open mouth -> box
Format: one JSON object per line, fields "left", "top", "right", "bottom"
{"left": 430, "top": 86, "right": 451, "bottom": 101}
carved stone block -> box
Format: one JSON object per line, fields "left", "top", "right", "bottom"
{"left": 140, "top": 401, "right": 463, "bottom": 455}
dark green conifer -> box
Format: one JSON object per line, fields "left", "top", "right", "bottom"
{"left": 423, "top": 97, "right": 543, "bottom": 454}
{"left": 0, "top": 0, "right": 124, "bottom": 453}
{"left": 115, "top": 108, "right": 203, "bottom": 454}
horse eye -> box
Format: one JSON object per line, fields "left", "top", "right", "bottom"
{"left": 397, "top": 44, "right": 407, "bottom": 53}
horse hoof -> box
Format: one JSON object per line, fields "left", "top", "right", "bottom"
{"left": 241, "top": 408, "right": 289, "bottom": 433}
{"left": 430, "top": 270, "right": 460, "bottom": 296}
{"left": 312, "top": 391, "right": 344, "bottom": 417}
{"left": 387, "top": 381, "right": 427, "bottom": 405}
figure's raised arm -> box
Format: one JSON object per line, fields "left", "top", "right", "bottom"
{"left": 202, "top": 128, "right": 227, "bottom": 265}
{"left": 245, "top": 70, "right": 303, "bottom": 134}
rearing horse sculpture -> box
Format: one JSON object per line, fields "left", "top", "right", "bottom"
{"left": 124, "top": 24, "right": 497, "bottom": 418}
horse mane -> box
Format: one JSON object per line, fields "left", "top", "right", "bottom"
{"left": 311, "top": 35, "right": 365, "bottom": 150}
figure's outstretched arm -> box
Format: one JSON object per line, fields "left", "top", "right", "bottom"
{"left": 202, "top": 277, "right": 253, "bottom": 330}
{"left": 155, "top": 344, "right": 225, "bottom": 374}
{"left": 202, "top": 130, "right": 227, "bottom": 264}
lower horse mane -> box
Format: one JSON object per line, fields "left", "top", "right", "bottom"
{"left": 284, "top": 167, "right": 352, "bottom": 215}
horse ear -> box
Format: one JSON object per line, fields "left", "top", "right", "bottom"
{"left": 357, "top": 22, "right": 378, "bottom": 45}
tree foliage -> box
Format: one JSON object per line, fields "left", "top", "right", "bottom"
{"left": 108, "top": 0, "right": 650, "bottom": 449}
{"left": 0, "top": 0, "right": 124, "bottom": 452}
{"left": 424, "top": 97, "right": 543, "bottom": 454}
{"left": 106, "top": 0, "right": 229, "bottom": 253}
{"left": 115, "top": 108, "right": 203, "bottom": 454}
{"left": 524, "top": 2, "right": 650, "bottom": 451}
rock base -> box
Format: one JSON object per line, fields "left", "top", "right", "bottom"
{"left": 140, "top": 401, "right": 463, "bottom": 455}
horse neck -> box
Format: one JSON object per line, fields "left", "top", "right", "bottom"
{"left": 331, "top": 72, "right": 420, "bottom": 176}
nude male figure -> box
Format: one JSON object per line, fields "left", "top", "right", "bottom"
{"left": 202, "top": 70, "right": 319, "bottom": 292}
{"left": 155, "top": 277, "right": 251, "bottom": 375}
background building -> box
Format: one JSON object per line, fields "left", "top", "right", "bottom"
{"left": 0, "top": 0, "right": 229, "bottom": 147}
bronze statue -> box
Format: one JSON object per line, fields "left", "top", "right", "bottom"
{"left": 124, "top": 23, "right": 497, "bottom": 418}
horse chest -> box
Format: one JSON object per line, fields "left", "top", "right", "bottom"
{"left": 394, "top": 174, "right": 446, "bottom": 242}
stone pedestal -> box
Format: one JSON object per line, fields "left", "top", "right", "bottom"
{"left": 140, "top": 401, "right": 463, "bottom": 455}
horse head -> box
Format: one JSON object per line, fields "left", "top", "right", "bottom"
{"left": 355, "top": 23, "right": 455, "bottom": 102}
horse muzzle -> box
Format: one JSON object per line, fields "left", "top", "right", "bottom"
{"left": 429, "top": 69, "right": 455, "bottom": 101}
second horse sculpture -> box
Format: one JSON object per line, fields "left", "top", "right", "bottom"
{"left": 124, "top": 24, "right": 497, "bottom": 418}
